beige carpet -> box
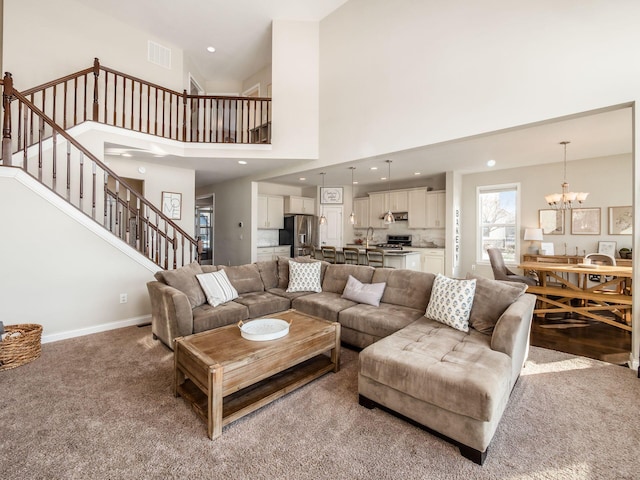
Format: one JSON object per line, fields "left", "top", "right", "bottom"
{"left": 1, "top": 325, "right": 639, "bottom": 480}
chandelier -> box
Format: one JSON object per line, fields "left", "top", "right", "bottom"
{"left": 544, "top": 141, "right": 588, "bottom": 210}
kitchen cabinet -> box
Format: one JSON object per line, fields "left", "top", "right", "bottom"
{"left": 388, "top": 191, "right": 408, "bottom": 212}
{"left": 256, "top": 245, "right": 290, "bottom": 261}
{"left": 422, "top": 249, "right": 445, "bottom": 275}
{"left": 384, "top": 252, "right": 421, "bottom": 271}
{"left": 353, "top": 197, "right": 370, "bottom": 229}
{"left": 368, "top": 192, "right": 389, "bottom": 229}
{"left": 257, "top": 195, "right": 284, "bottom": 229}
{"left": 284, "top": 196, "right": 315, "bottom": 215}
{"left": 407, "top": 189, "right": 428, "bottom": 229}
{"left": 426, "top": 191, "right": 446, "bottom": 228}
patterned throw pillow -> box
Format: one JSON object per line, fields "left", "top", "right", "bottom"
{"left": 196, "top": 270, "right": 239, "bottom": 307}
{"left": 286, "top": 260, "right": 322, "bottom": 293}
{"left": 425, "top": 274, "right": 476, "bottom": 332}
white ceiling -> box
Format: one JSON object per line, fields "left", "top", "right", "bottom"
{"left": 90, "top": 1, "right": 633, "bottom": 189}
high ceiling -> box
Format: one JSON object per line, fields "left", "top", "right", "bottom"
{"left": 91, "top": 1, "right": 632, "bottom": 188}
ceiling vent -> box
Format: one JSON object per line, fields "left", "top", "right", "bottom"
{"left": 147, "top": 41, "right": 171, "bottom": 69}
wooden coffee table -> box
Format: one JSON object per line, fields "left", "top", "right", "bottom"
{"left": 173, "top": 309, "right": 341, "bottom": 439}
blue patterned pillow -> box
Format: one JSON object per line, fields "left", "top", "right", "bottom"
{"left": 425, "top": 274, "right": 476, "bottom": 332}
{"left": 286, "top": 260, "right": 322, "bottom": 293}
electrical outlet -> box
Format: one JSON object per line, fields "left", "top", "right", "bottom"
{"left": 471, "top": 264, "right": 476, "bottom": 271}
{"left": 120, "top": 293, "right": 128, "bottom": 304}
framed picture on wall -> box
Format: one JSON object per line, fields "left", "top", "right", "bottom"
{"left": 320, "top": 187, "right": 343, "bottom": 204}
{"left": 597, "top": 241, "right": 617, "bottom": 257}
{"left": 570, "top": 208, "right": 601, "bottom": 235}
{"left": 539, "top": 209, "right": 564, "bottom": 235}
{"left": 161, "top": 191, "right": 182, "bottom": 220}
{"left": 608, "top": 206, "right": 633, "bottom": 235}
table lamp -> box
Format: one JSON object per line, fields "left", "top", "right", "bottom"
{"left": 524, "top": 228, "right": 544, "bottom": 254}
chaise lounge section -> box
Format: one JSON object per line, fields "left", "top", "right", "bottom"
{"left": 146, "top": 256, "right": 535, "bottom": 464}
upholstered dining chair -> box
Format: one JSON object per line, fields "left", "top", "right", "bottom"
{"left": 342, "top": 246, "right": 361, "bottom": 265}
{"left": 487, "top": 248, "right": 537, "bottom": 286}
{"left": 584, "top": 252, "right": 618, "bottom": 292}
{"left": 366, "top": 248, "right": 386, "bottom": 268}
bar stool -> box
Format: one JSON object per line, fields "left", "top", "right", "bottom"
{"left": 366, "top": 248, "right": 386, "bottom": 268}
{"left": 343, "top": 246, "right": 361, "bottom": 265}
{"left": 321, "top": 246, "right": 338, "bottom": 264}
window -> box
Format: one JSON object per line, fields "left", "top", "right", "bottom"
{"left": 478, "top": 184, "right": 519, "bottom": 263}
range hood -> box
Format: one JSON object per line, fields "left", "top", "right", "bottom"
{"left": 378, "top": 212, "right": 408, "bottom": 221}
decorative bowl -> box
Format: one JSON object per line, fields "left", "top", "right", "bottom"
{"left": 237, "top": 318, "right": 291, "bottom": 341}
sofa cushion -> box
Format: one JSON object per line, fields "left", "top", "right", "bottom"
{"left": 267, "top": 288, "right": 315, "bottom": 301}
{"left": 373, "top": 269, "right": 436, "bottom": 311}
{"left": 221, "top": 264, "right": 264, "bottom": 294}
{"left": 425, "top": 274, "right": 476, "bottom": 332}
{"left": 359, "top": 317, "right": 512, "bottom": 422}
{"left": 292, "top": 292, "right": 357, "bottom": 322}
{"left": 322, "top": 264, "right": 375, "bottom": 294}
{"left": 466, "top": 274, "right": 528, "bottom": 335}
{"left": 256, "top": 260, "right": 279, "bottom": 290}
{"left": 192, "top": 301, "right": 249, "bottom": 333}
{"left": 154, "top": 262, "right": 205, "bottom": 309}
{"left": 338, "top": 303, "right": 424, "bottom": 340}
{"left": 341, "top": 275, "right": 386, "bottom": 306}
{"left": 201, "top": 265, "right": 218, "bottom": 274}
{"left": 287, "top": 260, "right": 322, "bottom": 292}
{"left": 197, "top": 270, "right": 239, "bottom": 307}
{"left": 234, "top": 291, "right": 291, "bottom": 318}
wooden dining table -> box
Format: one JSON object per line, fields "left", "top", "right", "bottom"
{"left": 517, "top": 261, "right": 633, "bottom": 331}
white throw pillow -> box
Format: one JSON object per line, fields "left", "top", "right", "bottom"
{"left": 286, "top": 260, "right": 322, "bottom": 293}
{"left": 425, "top": 274, "right": 476, "bottom": 332}
{"left": 341, "top": 275, "right": 386, "bottom": 307}
{"left": 196, "top": 270, "right": 239, "bottom": 307}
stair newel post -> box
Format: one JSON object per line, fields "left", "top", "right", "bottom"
{"left": 182, "top": 89, "right": 187, "bottom": 142}
{"left": 2, "top": 72, "right": 14, "bottom": 165}
{"left": 92, "top": 58, "right": 100, "bottom": 121}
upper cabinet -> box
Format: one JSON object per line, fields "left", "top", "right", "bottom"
{"left": 284, "top": 196, "right": 315, "bottom": 215}
{"left": 388, "top": 190, "right": 408, "bottom": 212}
{"left": 426, "top": 191, "right": 446, "bottom": 228}
{"left": 258, "top": 194, "right": 284, "bottom": 229}
{"left": 368, "top": 192, "right": 388, "bottom": 228}
{"left": 408, "top": 188, "right": 428, "bottom": 229}
{"left": 353, "top": 197, "right": 370, "bottom": 229}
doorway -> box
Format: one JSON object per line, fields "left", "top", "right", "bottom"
{"left": 319, "top": 205, "right": 343, "bottom": 248}
{"left": 189, "top": 74, "right": 204, "bottom": 141}
{"left": 196, "top": 194, "right": 214, "bottom": 265}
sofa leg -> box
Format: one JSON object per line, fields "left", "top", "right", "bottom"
{"left": 459, "top": 444, "right": 487, "bottom": 465}
{"left": 358, "top": 394, "right": 376, "bottom": 409}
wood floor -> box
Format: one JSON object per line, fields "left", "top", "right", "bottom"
{"left": 530, "top": 314, "right": 632, "bottom": 365}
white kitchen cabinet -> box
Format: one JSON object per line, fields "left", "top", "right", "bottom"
{"left": 408, "top": 188, "right": 428, "bottom": 229}
{"left": 353, "top": 197, "right": 370, "bottom": 229}
{"left": 388, "top": 190, "right": 408, "bottom": 212}
{"left": 368, "top": 192, "right": 389, "bottom": 229}
{"left": 284, "top": 196, "right": 315, "bottom": 215}
{"left": 257, "top": 195, "right": 284, "bottom": 229}
{"left": 426, "top": 191, "right": 446, "bottom": 228}
{"left": 256, "top": 245, "right": 291, "bottom": 261}
{"left": 422, "top": 248, "right": 445, "bottom": 275}
{"left": 384, "top": 252, "right": 421, "bottom": 271}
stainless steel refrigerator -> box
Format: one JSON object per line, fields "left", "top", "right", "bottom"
{"left": 279, "top": 215, "right": 317, "bottom": 257}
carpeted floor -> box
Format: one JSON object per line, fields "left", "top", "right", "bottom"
{"left": 1, "top": 325, "right": 639, "bottom": 479}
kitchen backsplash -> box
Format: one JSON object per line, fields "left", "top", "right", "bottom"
{"left": 257, "top": 229, "right": 279, "bottom": 247}
{"left": 352, "top": 223, "right": 445, "bottom": 247}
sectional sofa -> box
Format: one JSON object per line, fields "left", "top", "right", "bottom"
{"left": 146, "top": 256, "right": 535, "bottom": 465}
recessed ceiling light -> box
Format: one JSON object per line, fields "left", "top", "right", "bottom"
{"left": 370, "top": 167, "right": 378, "bottom": 170}
{"left": 487, "top": 159, "right": 496, "bottom": 167}
{"left": 414, "top": 172, "right": 421, "bottom": 176}
{"left": 238, "top": 160, "right": 247, "bottom": 165}
{"left": 299, "top": 177, "right": 306, "bottom": 181}
{"left": 380, "top": 177, "right": 387, "bottom": 181}
{"left": 121, "top": 153, "right": 132, "bottom": 157}
{"left": 207, "top": 46, "right": 216, "bottom": 53}
{"left": 353, "top": 181, "right": 358, "bottom": 185}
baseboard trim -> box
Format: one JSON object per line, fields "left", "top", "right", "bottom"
{"left": 41, "top": 315, "right": 152, "bottom": 344}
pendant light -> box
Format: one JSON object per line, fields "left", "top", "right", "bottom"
{"left": 383, "top": 160, "right": 395, "bottom": 224}
{"left": 319, "top": 172, "right": 327, "bottom": 225}
{"left": 544, "top": 141, "right": 589, "bottom": 210}
{"left": 348, "top": 167, "right": 356, "bottom": 225}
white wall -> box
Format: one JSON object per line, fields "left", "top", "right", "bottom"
{"left": 0, "top": 170, "right": 159, "bottom": 341}
{"left": 3, "top": 0, "right": 185, "bottom": 91}
{"left": 242, "top": 64, "right": 272, "bottom": 97}
{"left": 460, "top": 155, "right": 633, "bottom": 279}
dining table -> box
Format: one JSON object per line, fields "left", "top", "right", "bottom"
{"left": 517, "top": 261, "right": 633, "bottom": 331}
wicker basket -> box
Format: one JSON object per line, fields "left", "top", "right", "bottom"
{"left": 0, "top": 324, "right": 43, "bottom": 371}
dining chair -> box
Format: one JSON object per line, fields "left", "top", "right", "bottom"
{"left": 342, "top": 246, "right": 361, "bottom": 265}
{"left": 584, "top": 253, "right": 618, "bottom": 292}
{"left": 321, "top": 246, "right": 338, "bottom": 264}
{"left": 487, "top": 248, "right": 537, "bottom": 286}
{"left": 366, "top": 248, "right": 386, "bottom": 268}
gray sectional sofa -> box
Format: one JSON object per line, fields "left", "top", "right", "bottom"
{"left": 146, "top": 256, "right": 535, "bottom": 465}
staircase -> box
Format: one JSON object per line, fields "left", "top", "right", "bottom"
{"left": 0, "top": 60, "right": 271, "bottom": 270}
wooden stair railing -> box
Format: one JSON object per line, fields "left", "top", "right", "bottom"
{"left": 1, "top": 72, "right": 198, "bottom": 270}
{"left": 14, "top": 58, "right": 271, "bottom": 152}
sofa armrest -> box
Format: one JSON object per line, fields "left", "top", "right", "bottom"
{"left": 490, "top": 293, "right": 536, "bottom": 385}
{"left": 146, "top": 281, "right": 194, "bottom": 350}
